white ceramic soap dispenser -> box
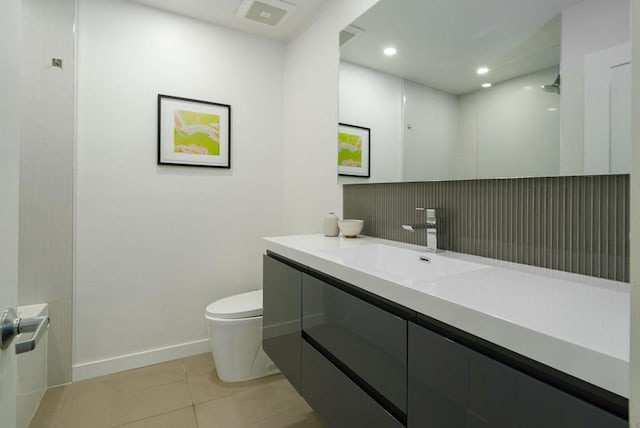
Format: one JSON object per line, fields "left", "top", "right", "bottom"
{"left": 323, "top": 212, "right": 339, "bottom": 237}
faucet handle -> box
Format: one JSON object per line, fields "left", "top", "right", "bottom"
{"left": 416, "top": 207, "right": 438, "bottom": 224}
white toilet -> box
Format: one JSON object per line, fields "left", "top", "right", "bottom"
{"left": 205, "top": 289, "right": 279, "bottom": 382}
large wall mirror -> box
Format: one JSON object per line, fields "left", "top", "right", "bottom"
{"left": 338, "top": 0, "right": 631, "bottom": 183}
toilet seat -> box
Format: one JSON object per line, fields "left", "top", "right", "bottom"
{"left": 206, "top": 289, "right": 262, "bottom": 319}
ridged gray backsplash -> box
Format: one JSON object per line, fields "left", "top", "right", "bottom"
{"left": 343, "top": 175, "right": 629, "bottom": 282}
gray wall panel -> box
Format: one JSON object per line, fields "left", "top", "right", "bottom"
{"left": 18, "top": 0, "right": 75, "bottom": 386}
{"left": 343, "top": 175, "right": 629, "bottom": 282}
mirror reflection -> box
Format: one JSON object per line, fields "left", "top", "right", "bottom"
{"left": 338, "top": 0, "right": 631, "bottom": 183}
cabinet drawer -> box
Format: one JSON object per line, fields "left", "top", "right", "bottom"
{"left": 515, "top": 373, "right": 627, "bottom": 428}
{"left": 302, "top": 273, "right": 407, "bottom": 413}
{"left": 301, "top": 340, "right": 404, "bottom": 428}
{"left": 263, "top": 255, "right": 302, "bottom": 390}
{"left": 408, "top": 322, "right": 475, "bottom": 427}
{"left": 408, "top": 322, "right": 626, "bottom": 428}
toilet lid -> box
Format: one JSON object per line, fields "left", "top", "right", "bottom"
{"left": 206, "top": 289, "right": 262, "bottom": 319}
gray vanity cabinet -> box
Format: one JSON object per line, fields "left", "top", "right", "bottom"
{"left": 408, "top": 322, "right": 627, "bottom": 428}
{"left": 302, "top": 273, "right": 407, "bottom": 413}
{"left": 301, "top": 341, "right": 403, "bottom": 428}
{"left": 262, "top": 255, "right": 302, "bottom": 391}
{"left": 264, "top": 252, "right": 627, "bottom": 427}
{"left": 408, "top": 322, "right": 516, "bottom": 427}
{"left": 515, "top": 372, "right": 627, "bottom": 428}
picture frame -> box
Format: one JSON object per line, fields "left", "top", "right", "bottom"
{"left": 158, "top": 94, "right": 231, "bottom": 168}
{"left": 338, "top": 123, "right": 370, "bottom": 177}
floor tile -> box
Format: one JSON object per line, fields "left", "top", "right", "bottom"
{"left": 247, "top": 406, "right": 325, "bottom": 428}
{"left": 194, "top": 395, "right": 245, "bottom": 428}
{"left": 186, "top": 359, "right": 282, "bottom": 405}
{"left": 114, "top": 380, "right": 193, "bottom": 425}
{"left": 231, "top": 377, "right": 308, "bottom": 422}
{"left": 182, "top": 353, "right": 215, "bottom": 378}
{"left": 57, "top": 359, "right": 186, "bottom": 408}
{"left": 118, "top": 406, "right": 198, "bottom": 428}
{"left": 36, "top": 395, "right": 120, "bottom": 428}
{"left": 29, "top": 384, "right": 70, "bottom": 423}
{"left": 104, "top": 360, "right": 186, "bottom": 393}
{"left": 194, "top": 376, "right": 307, "bottom": 428}
{"left": 62, "top": 376, "right": 120, "bottom": 403}
{"left": 30, "top": 355, "right": 319, "bottom": 428}
{"left": 34, "top": 378, "right": 192, "bottom": 427}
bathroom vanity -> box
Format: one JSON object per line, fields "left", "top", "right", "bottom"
{"left": 262, "top": 235, "right": 628, "bottom": 427}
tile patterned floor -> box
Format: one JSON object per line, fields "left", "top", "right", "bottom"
{"left": 30, "top": 353, "right": 324, "bottom": 428}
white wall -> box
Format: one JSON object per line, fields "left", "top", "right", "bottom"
{"left": 282, "top": 0, "right": 378, "bottom": 233}
{"left": 629, "top": 0, "right": 639, "bottom": 424}
{"left": 469, "top": 67, "right": 560, "bottom": 178}
{"left": 338, "top": 61, "right": 403, "bottom": 184}
{"left": 338, "top": 62, "right": 459, "bottom": 183}
{"left": 338, "top": 64, "right": 460, "bottom": 183}
{"left": 454, "top": 88, "right": 479, "bottom": 180}
{"left": 560, "top": 0, "right": 630, "bottom": 174}
{"left": 74, "top": 0, "right": 285, "bottom": 379}
{"left": 402, "top": 68, "right": 560, "bottom": 181}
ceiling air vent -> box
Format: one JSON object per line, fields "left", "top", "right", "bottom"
{"left": 236, "top": 0, "right": 296, "bottom": 27}
{"left": 340, "top": 25, "right": 364, "bottom": 47}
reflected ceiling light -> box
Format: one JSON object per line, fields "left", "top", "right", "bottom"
{"left": 477, "top": 67, "right": 490, "bottom": 75}
{"left": 481, "top": 83, "right": 492, "bottom": 88}
{"left": 383, "top": 47, "right": 397, "bottom": 56}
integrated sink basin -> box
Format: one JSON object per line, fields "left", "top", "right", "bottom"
{"left": 318, "top": 244, "right": 489, "bottom": 285}
{"left": 264, "top": 234, "right": 631, "bottom": 399}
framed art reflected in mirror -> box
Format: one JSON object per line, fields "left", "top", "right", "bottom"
{"left": 338, "top": 123, "right": 370, "bottom": 178}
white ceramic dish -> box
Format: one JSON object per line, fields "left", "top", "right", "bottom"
{"left": 338, "top": 219, "right": 364, "bottom": 238}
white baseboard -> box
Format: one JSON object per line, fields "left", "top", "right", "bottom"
{"left": 72, "top": 339, "right": 211, "bottom": 381}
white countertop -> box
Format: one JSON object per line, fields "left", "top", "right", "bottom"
{"left": 263, "top": 234, "right": 630, "bottom": 398}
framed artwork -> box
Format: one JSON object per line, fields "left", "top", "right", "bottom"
{"left": 338, "top": 123, "right": 370, "bottom": 177}
{"left": 158, "top": 94, "right": 231, "bottom": 168}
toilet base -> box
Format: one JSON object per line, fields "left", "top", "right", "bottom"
{"left": 215, "top": 346, "right": 280, "bottom": 383}
{"left": 206, "top": 315, "right": 280, "bottom": 383}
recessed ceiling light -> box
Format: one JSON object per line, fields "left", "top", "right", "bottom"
{"left": 383, "top": 47, "right": 397, "bottom": 56}
{"left": 477, "top": 67, "right": 490, "bottom": 75}
{"left": 481, "top": 83, "right": 492, "bottom": 88}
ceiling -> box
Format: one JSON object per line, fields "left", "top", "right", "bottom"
{"left": 341, "top": 0, "right": 584, "bottom": 94}
{"left": 129, "top": 0, "right": 329, "bottom": 41}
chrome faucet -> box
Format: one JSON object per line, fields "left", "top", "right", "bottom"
{"left": 402, "top": 208, "right": 442, "bottom": 253}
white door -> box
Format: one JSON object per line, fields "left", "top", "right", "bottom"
{"left": 609, "top": 63, "right": 632, "bottom": 173}
{"left": 583, "top": 41, "right": 632, "bottom": 174}
{"left": 0, "top": 1, "right": 23, "bottom": 427}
